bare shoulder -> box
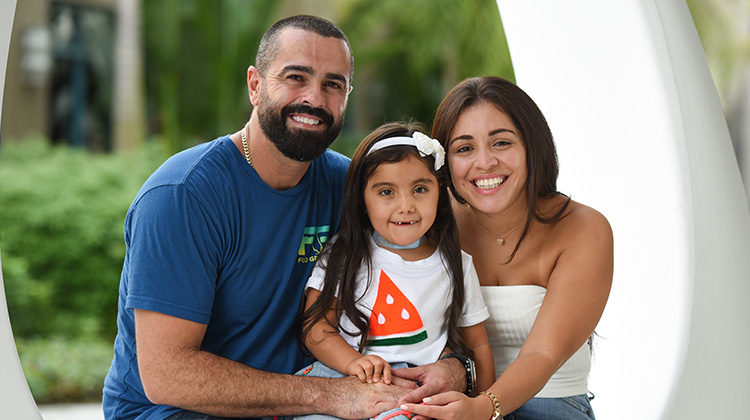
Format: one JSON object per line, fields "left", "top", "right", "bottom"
{"left": 566, "top": 199, "right": 611, "bottom": 230}
{"left": 543, "top": 196, "right": 613, "bottom": 245}
{"left": 540, "top": 197, "right": 613, "bottom": 295}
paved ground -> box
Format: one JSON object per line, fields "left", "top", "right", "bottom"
{"left": 38, "top": 402, "right": 103, "bottom": 420}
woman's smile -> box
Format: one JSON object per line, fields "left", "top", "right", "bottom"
{"left": 448, "top": 103, "right": 527, "bottom": 213}
{"left": 473, "top": 176, "right": 507, "bottom": 190}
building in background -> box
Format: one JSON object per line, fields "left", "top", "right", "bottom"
{"left": 1, "top": 0, "right": 144, "bottom": 152}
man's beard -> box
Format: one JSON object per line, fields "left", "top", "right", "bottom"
{"left": 258, "top": 94, "right": 344, "bottom": 162}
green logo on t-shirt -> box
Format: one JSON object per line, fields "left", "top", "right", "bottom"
{"left": 297, "top": 225, "right": 330, "bottom": 263}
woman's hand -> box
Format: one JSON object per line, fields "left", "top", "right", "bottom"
{"left": 399, "top": 391, "right": 494, "bottom": 420}
{"left": 393, "top": 357, "right": 466, "bottom": 404}
{"left": 347, "top": 355, "right": 392, "bottom": 384}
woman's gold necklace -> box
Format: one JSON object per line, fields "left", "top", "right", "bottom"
{"left": 240, "top": 126, "right": 254, "bottom": 168}
{"left": 471, "top": 212, "right": 524, "bottom": 245}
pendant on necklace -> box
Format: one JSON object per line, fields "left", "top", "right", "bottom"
{"left": 496, "top": 238, "right": 504, "bottom": 245}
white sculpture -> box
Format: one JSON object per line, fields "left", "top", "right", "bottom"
{"left": 497, "top": 1, "right": 750, "bottom": 419}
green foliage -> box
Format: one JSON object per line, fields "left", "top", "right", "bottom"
{"left": 16, "top": 336, "right": 114, "bottom": 404}
{"left": 340, "top": 0, "right": 514, "bottom": 129}
{"left": 328, "top": 129, "right": 369, "bottom": 159}
{"left": 142, "top": 0, "right": 281, "bottom": 153}
{"left": 139, "top": 0, "right": 513, "bottom": 152}
{"left": 0, "top": 137, "right": 166, "bottom": 340}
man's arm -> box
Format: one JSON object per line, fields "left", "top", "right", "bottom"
{"left": 135, "top": 309, "right": 414, "bottom": 418}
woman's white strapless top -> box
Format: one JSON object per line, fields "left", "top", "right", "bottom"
{"left": 481, "top": 285, "right": 591, "bottom": 398}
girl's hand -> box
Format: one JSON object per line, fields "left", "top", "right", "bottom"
{"left": 347, "top": 355, "right": 392, "bottom": 384}
{"left": 399, "top": 391, "right": 495, "bottom": 420}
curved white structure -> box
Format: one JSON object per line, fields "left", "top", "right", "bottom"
{"left": 0, "top": 1, "right": 44, "bottom": 418}
{"left": 497, "top": 1, "right": 750, "bottom": 419}
{"left": 1, "top": 1, "right": 749, "bottom": 418}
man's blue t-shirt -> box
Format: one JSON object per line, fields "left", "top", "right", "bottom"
{"left": 102, "top": 136, "right": 349, "bottom": 420}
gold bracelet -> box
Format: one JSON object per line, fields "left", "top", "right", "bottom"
{"left": 479, "top": 391, "right": 503, "bottom": 420}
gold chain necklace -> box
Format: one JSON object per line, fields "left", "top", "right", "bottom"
{"left": 471, "top": 211, "right": 524, "bottom": 245}
{"left": 240, "top": 126, "right": 254, "bottom": 168}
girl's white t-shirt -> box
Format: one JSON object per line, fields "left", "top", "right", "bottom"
{"left": 306, "top": 239, "right": 489, "bottom": 366}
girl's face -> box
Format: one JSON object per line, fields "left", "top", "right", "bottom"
{"left": 364, "top": 154, "right": 439, "bottom": 247}
{"left": 447, "top": 102, "right": 528, "bottom": 215}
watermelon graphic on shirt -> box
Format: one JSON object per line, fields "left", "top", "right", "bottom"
{"left": 368, "top": 270, "right": 428, "bottom": 346}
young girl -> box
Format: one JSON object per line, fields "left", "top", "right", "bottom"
{"left": 294, "top": 122, "right": 494, "bottom": 420}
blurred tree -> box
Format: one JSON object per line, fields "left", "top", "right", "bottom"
{"left": 339, "top": 0, "right": 514, "bottom": 131}
{"left": 142, "top": 0, "right": 280, "bottom": 153}
{"left": 140, "top": 0, "right": 512, "bottom": 152}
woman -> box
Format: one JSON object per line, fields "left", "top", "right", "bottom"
{"left": 401, "top": 76, "right": 613, "bottom": 420}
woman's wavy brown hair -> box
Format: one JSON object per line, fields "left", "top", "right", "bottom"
{"left": 431, "top": 76, "right": 570, "bottom": 261}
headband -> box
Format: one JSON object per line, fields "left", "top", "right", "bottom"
{"left": 366, "top": 131, "right": 445, "bottom": 171}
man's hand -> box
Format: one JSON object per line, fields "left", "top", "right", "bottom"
{"left": 393, "top": 357, "right": 465, "bottom": 404}
{"left": 326, "top": 375, "right": 418, "bottom": 419}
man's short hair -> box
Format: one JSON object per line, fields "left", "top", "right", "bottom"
{"left": 256, "top": 14, "right": 354, "bottom": 84}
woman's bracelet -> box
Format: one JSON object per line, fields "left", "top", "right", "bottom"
{"left": 479, "top": 391, "right": 503, "bottom": 420}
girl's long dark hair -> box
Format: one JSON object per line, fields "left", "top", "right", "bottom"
{"left": 299, "top": 121, "right": 472, "bottom": 359}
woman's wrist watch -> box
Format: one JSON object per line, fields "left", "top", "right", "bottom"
{"left": 440, "top": 353, "right": 476, "bottom": 395}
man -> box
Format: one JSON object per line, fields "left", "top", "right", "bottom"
{"left": 103, "top": 15, "right": 465, "bottom": 420}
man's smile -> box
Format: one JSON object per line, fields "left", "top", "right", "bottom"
{"left": 291, "top": 115, "right": 322, "bottom": 126}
